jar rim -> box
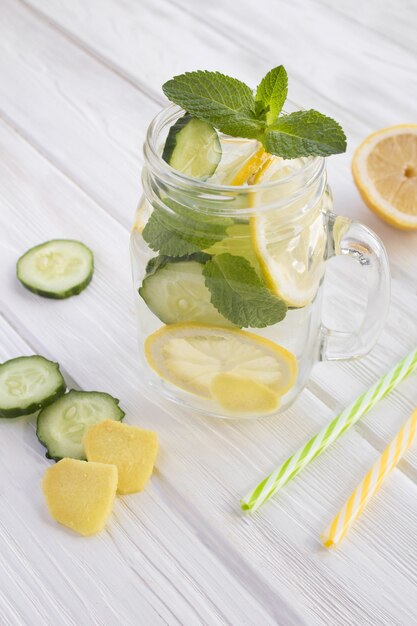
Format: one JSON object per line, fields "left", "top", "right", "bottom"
{"left": 144, "top": 103, "right": 325, "bottom": 194}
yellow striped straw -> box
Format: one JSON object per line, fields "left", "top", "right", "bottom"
{"left": 322, "top": 408, "right": 417, "bottom": 549}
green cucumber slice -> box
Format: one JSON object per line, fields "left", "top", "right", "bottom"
{"left": 37, "top": 390, "right": 125, "bottom": 461}
{"left": 162, "top": 114, "right": 221, "bottom": 179}
{"left": 139, "top": 254, "right": 234, "bottom": 326}
{"left": 0, "top": 356, "right": 66, "bottom": 418}
{"left": 17, "top": 239, "right": 94, "bottom": 299}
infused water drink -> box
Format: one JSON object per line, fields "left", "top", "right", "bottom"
{"left": 130, "top": 100, "right": 389, "bottom": 419}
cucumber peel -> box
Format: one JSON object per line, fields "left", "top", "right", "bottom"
{"left": 17, "top": 239, "right": 94, "bottom": 299}
{"left": 37, "top": 390, "right": 125, "bottom": 461}
{"left": 139, "top": 254, "right": 234, "bottom": 327}
{"left": 0, "top": 356, "right": 66, "bottom": 418}
{"left": 162, "top": 114, "right": 221, "bottom": 179}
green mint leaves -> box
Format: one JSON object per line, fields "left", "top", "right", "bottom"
{"left": 202, "top": 254, "right": 287, "bottom": 328}
{"left": 142, "top": 199, "right": 232, "bottom": 257}
{"left": 264, "top": 110, "right": 347, "bottom": 158}
{"left": 163, "top": 71, "right": 264, "bottom": 139}
{"left": 162, "top": 67, "right": 346, "bottom": 158}
{"left": 255, "top": 66, "right": 288, "bottom": 125}
{"left": 142, "top": 197, "right": 288, "bottom": 327}
{"left": 141, "top": 248, "right": 287, "bottom": 328}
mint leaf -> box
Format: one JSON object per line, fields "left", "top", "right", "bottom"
{"left": 162, "top": 68, "right": 347, "bottom": 162}
{"left": 264, "top": 110, "right": 347, "bottom": 158}
{"left": 142, "top": 199, "right": 232, "bottom": 257}
{"left": 163, "top": 71, "right": 264, "bottom": 139}
{"left": 203, "top": 253, "right": 287, "bottom": 328}
{"left": 256, "top": 66, "right": 288, "bottom": 125}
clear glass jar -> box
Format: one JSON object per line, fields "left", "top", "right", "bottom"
{"left": 130, "top": 105, "right": 390, "bottom": 419}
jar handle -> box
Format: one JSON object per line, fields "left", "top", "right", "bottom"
{"left": 320, "top": 215, "right": 391, "bottom": 362}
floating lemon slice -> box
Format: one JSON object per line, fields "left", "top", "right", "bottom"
{"left": 250, "top": 157, "right": 326, "bottom": 307}
{"left": 210, "top": 372, "right": 280, "bottom": 415}
{"left": 210, "top": 139, "right": 267, "bottom": 185}
{"left": 230, "top": 145, "right": 269, "bottom": 185}
{"left": 145, "top": 323, "right": 297, "bottom": 400}
{"left": 352, "top": 125, "right": 417, "bottom": 230}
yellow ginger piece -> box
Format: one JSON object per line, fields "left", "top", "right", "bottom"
{"left": 210, "top": 372, "right": 280, "bottom": 415}
{"left": 83, "top": 420, "right": 158, "bottom": 494}
{"left": 42, "top": 458, "right": 118, "bottom": 536}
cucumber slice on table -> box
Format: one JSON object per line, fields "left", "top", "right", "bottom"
{"left": 0, "top": 356, "right": 65, "bottom": 418}
{"left": 139, "top": 254, "right": 233, "bottom": 326}
{"left": 162, "top": 114, "right": 221, "bottom": 179}
{"left": 37, "top": 390, "right": 125, "bottom": 461}
{"left": 17, "top": 239, "right": 94, "bottom": 299}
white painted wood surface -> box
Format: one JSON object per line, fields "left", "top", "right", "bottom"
{"left": 1, "top": 0, "right": 417, "bottom": 623}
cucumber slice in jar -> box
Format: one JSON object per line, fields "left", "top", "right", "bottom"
{"left": 0, "top": 356, "right": 66, "bottom": 418}
{"left": 162, "top": 114, "right": 221, "bottom": 179}
{"left": 17, "top": 239, "right": 94, "bottom": 299}
{"left": 139, "top": 254, "right": 234, "bottom": 326}
{"left": 37, "top": 390, "right": 125, "bottom": 461}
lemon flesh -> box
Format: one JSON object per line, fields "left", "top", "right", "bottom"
{"left": 352, "top": 125, "right": 417, "bottom": 230}
{"left": 210, "top": 138, "right": 263, "bottom": 185}
{"left": 145, "top": 323, "right": 297, "bottom": 399}
{"left": 249, "top": 157, "right": 327, "bottom": 307}
{"left": 210, "top": 372, "right": 280, "bottom": 415}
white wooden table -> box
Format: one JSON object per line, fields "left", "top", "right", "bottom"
{"left": 1, "top": 1, "right": 417, "bottom": 624}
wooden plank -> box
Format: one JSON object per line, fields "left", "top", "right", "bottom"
{"left": 168, "top": 0, "right": 417, "bottom": 124}
{"left": 0, "top": 0, "right": 160, "bottom": 228}
{"left": 2, "top": 95, "right": 417, "bottom": 624}
{"left": 315, "top": 0, "right": 417, "bottom": 55}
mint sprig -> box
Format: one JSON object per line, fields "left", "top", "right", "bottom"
{"left": 163, "top": 71, "right": 263, "bottom": 139}
{"left": 203, "top": 253, "right": 287, "bottom": 328}
{"left": 255, "top": 65, "right": 288, "bottom": 125}
{"left": 162, "top": 68, "right": 346, "bottom": 158}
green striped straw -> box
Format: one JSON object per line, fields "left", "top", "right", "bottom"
{"left": 241, "top": 348, "right": 417, "bottom": 513}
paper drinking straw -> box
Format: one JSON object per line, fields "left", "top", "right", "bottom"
{"left": 322, "top": 408, "right": 417, "bottom": 548}
{"left": 241, "top": 348, "right": 417, "bottom": 512}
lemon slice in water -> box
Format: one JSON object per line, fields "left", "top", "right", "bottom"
{"left": 145, "top": 323, "right": 297, "bottom": 400}
{"left": 210, "top": 372, "right": 280, "bottom": 414}
{"left": 211, "top": 139, "right": 267, "bottom": 185}
{"left": 250, "top": 157, "right": 327, "bottom": 307}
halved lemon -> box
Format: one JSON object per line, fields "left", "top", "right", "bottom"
{"left": 145, "top": 323, "right": 297, "bottom": 400}
{"left": 250, "top": 157, "right": 327, "bottom": 307}
{"left": 352, "top": 125, "right": 417, "bottom": 230}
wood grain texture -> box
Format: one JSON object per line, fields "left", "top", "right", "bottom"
{"left": 1, "top": 0, "right": 417, "bottom": 624}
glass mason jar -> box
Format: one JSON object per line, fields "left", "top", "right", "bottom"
{"left": 130, "top": 105, "right": 390, "bottom": 420}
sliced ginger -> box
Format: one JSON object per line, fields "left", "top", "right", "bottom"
{"left": 210, "top": 372, "right": 280, "bottom": 415}
{"left": 83, "top": 420, "right": 158, "bottom": 494}
{"left": 42, "top": 458, "right": 118, "bottom": 536}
